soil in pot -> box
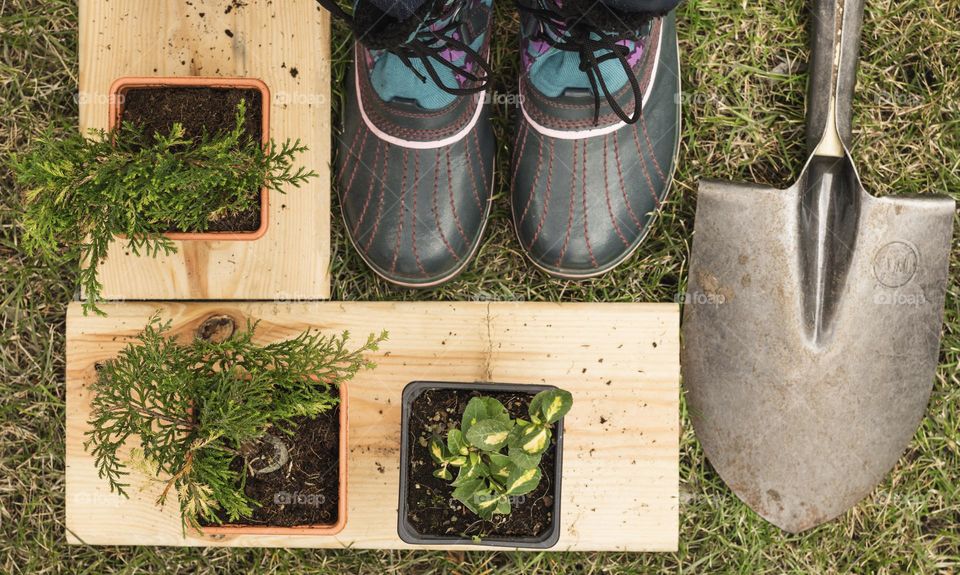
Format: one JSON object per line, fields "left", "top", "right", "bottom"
{"left": 201, "top": 389, "right": 341, "bottom": 528}
{"left": 405, "top": 388, "right": 557, "bottom": 539}
{"left": 119, "top": 87, "right": 264, "bottom": 233}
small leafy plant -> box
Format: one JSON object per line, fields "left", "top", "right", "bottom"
{"left": 85, "top": 315, "right": 387, "bottom": 531}
{"left": 429, "top": 389, "right": 573, "bottom": 519}
{"left": 11, "top": 100, "right": 316, "bottom": 315}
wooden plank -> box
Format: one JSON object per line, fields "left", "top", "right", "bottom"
{"left": 78, "top": 0, "right": 331, "bottom": 300}
{"left": 65, "top": 302, "right": 679, "bottom": 551}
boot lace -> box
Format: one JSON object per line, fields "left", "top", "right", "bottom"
{"left": 517, "top": 0, "right": 659, "bottom": 125}
{"left": 317, "top": 0, "right": 492, "bottom": 96}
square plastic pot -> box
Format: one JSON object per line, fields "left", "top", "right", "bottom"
{"left": 398, "top": 381, "right": 564, "bottom": 548}
{"left": 108, "top": 76, "right": 271, "bottom": 241}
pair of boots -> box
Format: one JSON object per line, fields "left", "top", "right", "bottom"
{"left": 317, "top": 0, "right": 681, "bottom": 286}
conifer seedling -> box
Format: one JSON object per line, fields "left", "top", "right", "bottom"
{"left": 85, "top": 315, "right": 387, "bottom": 531}
{"left": 11, "top": 100, "right": 316, "bottom": 315}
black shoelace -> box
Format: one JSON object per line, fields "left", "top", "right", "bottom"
{"left": 517, "top": 0, "right": 656, "bottom": 125}
{"left": 317, "top": 0, "right": 492, "bottom": 96}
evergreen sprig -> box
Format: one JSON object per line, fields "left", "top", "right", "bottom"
{"left": 11, "top": 100, "right": 317, "bottom": 315}
{"left": 85, "top": 315, "right": 387, "bottom": 531}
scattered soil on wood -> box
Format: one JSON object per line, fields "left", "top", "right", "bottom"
{"left": 202, "top": 388, "right": 341, "bottom": 528}
{"left": 404, "top": 388, "right": 557, "bottom": 540}
{"left": 120, "top": 87, "right": 264, "bottom": 233}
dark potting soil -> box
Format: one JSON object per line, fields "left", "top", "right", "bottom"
{"left": 202, "top": 389, "right": 341, "bottom": 528}
{"left": 405, "top": 388, "right": 557, "bottom": 540}
{"left": 120, "top": 87, "right": 264, "bottom": 233}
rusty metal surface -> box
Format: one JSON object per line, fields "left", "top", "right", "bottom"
{"left": 681, "top": 0, "right": 955, "bottom": 533}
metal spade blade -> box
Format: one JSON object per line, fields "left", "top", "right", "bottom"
{"left": 681, "top": 0, "right": 956, "bottom": 533}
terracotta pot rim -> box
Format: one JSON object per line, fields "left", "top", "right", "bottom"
{"left": 108, "top": 76, "right": 271, "bottom": 241}
{"left": 198, "top": 381, "right": 348, "bottom": 537}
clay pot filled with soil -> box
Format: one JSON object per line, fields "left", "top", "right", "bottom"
{"left": 108, "top": 76, "right": 271, "bottom": 240}
{"left": 200, "top": 385, "right": 348, "bottom": 536}
{"left": 398, "top": 381, "right": 566, "bottom": 548}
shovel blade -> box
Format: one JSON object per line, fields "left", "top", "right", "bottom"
{"left": 682, "top": 177, "right": 954, "bottom": 532}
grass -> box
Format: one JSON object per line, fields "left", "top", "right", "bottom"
{"left": 1, "top": 0, "right": 958, "bottom": 572}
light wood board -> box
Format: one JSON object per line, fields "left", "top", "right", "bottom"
{"left": 65, "top": 302, "right": 679, "bottom": 551}
{"left": 78, "top": 0, "right": 331, "bottom": 300}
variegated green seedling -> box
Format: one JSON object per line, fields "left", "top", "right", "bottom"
{"left": 429, "top": 389, "right": 573, "bottom": 520}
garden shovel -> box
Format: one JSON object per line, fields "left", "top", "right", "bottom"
{"left": 681, "top": 0, "right": 955, "bottom": 533}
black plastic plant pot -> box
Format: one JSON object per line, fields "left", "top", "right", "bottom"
{"left": 398, "top": 381, "right": 565, "bottom": 549}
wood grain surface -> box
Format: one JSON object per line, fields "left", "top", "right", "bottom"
{"left": 78, "top": 0, "right": 331, "bottom": 300}
{"left": 65, "top": 301, "right": 679, "bottom": 551}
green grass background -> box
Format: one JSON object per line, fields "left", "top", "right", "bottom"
{"left": 1, "top": 0, "right": 958, "bottom": 572}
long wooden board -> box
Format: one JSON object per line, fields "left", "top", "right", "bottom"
{"left": 78, "top": 0, "right": 331, "bottom": 300}
{"left": 65, "top": 302, "right": 679, "bottom": 551}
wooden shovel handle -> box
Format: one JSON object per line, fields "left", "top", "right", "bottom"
{"left": 806, "top": 0, "right": 866, "bottom": 156}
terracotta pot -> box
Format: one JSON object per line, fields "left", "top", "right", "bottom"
{"left": 199, "top": 382, "right": 349, "bottom": 536}
{"left": 108, "top": 76, "right": 271, "bottom": 241}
